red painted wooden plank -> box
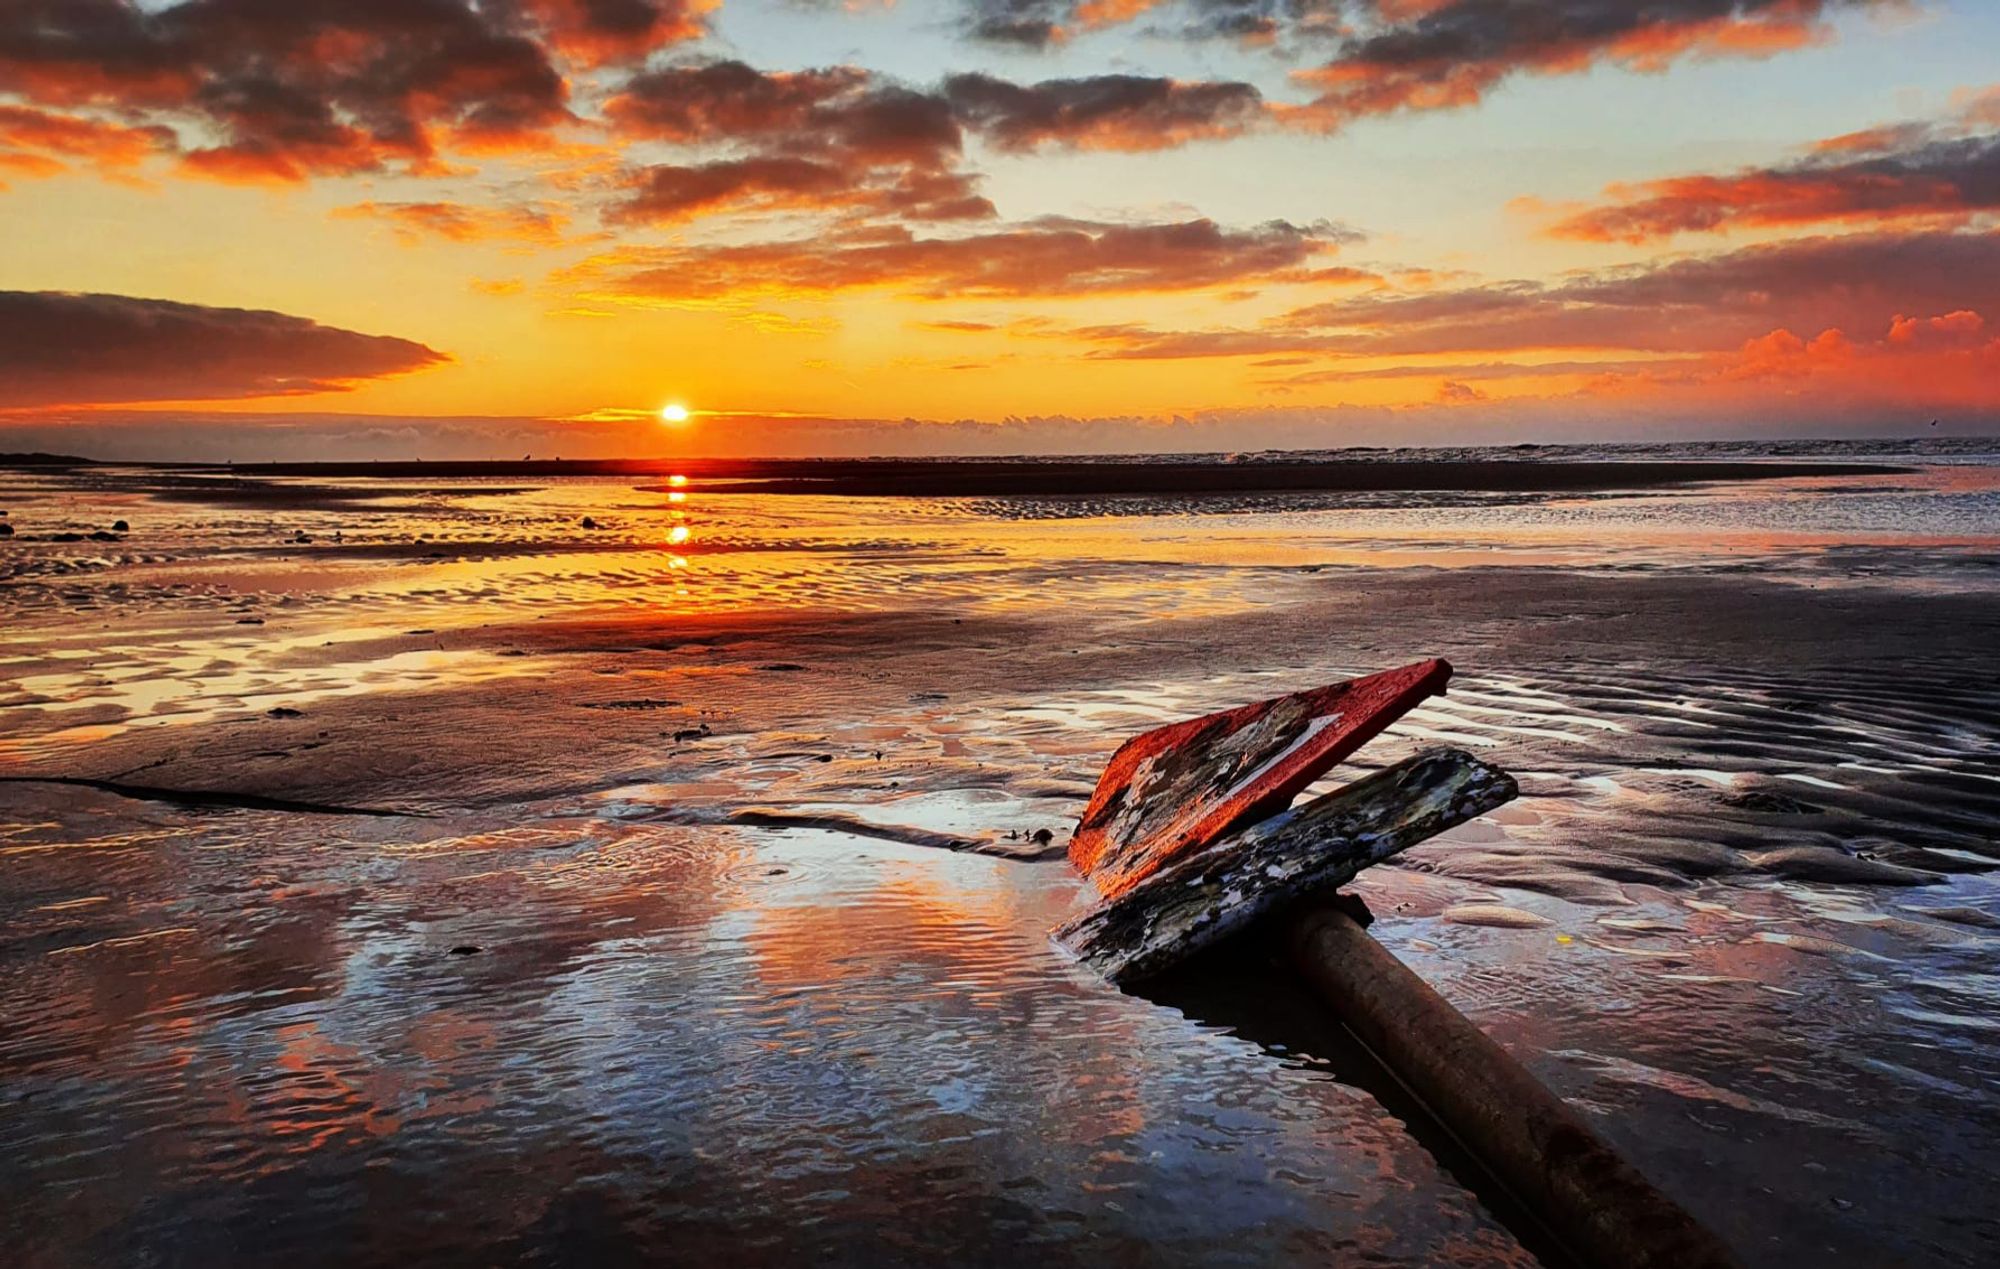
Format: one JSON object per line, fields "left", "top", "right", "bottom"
{"left": 1068, "top": 658, "right": 1452, "bottom": 898}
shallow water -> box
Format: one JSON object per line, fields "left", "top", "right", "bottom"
{"left": 3, "top": 449, "right": 1999, "bottom": 1266}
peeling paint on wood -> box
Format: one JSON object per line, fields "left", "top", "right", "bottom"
{"left": 1056, "top": 748, "right": 1517, "bottom": 985}
{"left": 1068, "top": 659, "right": 1452, "bottom": 899}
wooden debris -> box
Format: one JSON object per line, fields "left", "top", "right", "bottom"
{"left": 1288, "top": 902, "right": 1742, "bottom": 1269}
{"left": 1056, "top": 747, "right": 1516, "bottom": 985}
{"left": 1069, "top": 658, "right": 1452, "bottom": 899}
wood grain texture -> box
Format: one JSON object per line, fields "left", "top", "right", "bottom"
{"left": 1057, "top": 747, "right": 1517, "bottom": 985}
{"left": 1068, "top": 659, "right": 1452, "bottom": 899}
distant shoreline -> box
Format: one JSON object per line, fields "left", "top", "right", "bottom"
{"left": 1, "top": 454, "right": 1912, "bottom": 497}
{"left": 634, "top": 458, "right": 1910, "bottom": 498}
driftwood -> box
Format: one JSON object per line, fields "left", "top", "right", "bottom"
{"left": 1068, "top": 658, "right": 1452, "bottom": 899}
{"left": 1289, "top": 903, "right": 1742, "bottom": 1269}
{"left": 1056, "top": 747, "right": 1517, "bottom": 985}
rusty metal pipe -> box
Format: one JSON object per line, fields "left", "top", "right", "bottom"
{"left": 1286, "top": 902, "right": 1741, "bottom": 1269}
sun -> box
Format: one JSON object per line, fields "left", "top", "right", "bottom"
{"left": 660, "top": 403, "right": 689, "bottom": 424}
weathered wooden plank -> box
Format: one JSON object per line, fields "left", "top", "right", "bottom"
{"left": 1056, "top": 748, "right": 1517, "bottom": 985}
{"left": 1068, "top": 659, "right": 1452, "bottom": 899}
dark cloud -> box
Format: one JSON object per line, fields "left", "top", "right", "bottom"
{"left": 605, "top": 60, "right": 1270, "bottom": 225}
{"left": 603, "top": 61, "right": 869, "bottom": 142}
{"left": 613, "top": 156, "right": 992, "bottom": 224}
{"left": 608, "top": 63, "right": 992, "bottom": 224}
{"left": 939, "top": 0, "right": 1864, "bottom": 88}
{"left": 0, "top": 291, "right": 448, "bottom": 407}
{"left": 944, "top": 0, "right": 1336, "bottom": 48}
{"left": 959, "top": 1, "right": 1075, "bottom": 48}
{"left": 1549, "top": 117, "right": 2000, "bottom": 242}
{"left": 947, "top": 0, "right": 1340, "bottom": 48}
{"left": 0, "top": 0, "right": 708, "bottom": 181}
{"left": 867, "top": 2, "right": 1879, "bottom": 138}
{"left": 1134, "top": 1, "right": 1346, "bottom": 46}
{"left": 1287, "top": 1, "right": 1888, "bottom": 129}
{"left": 943, "top": 72, "right": 1265, "bottom": 152}
{"left": 569, "top": 217, "right": 1344, "bottom": 300}
{"left": 610, "top": 59, "right": 1272, "bottom": 156}
{"left": 616, "top": 155, "right": 854, "bottom": 222}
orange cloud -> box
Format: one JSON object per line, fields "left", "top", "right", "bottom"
{"left": 1810, "top": 123, "right": 1931, "bottom": 155}
{"left": 1615, "top": 310, "right": 2000, "bottom": 409}
{"left": 0, "top": 150, "right": 66, "bottom": 183}
{"left": 1886, "top": 308, "right": 1985, "bottom": 345}
{"left": 333, "top": 201, "right": 571, "bottom": 246}
{"left": 1546, "top": 96, "right": 2000, "bottom": 243}
{"left": 506, "top": 0, "right": 715, "bottom": 66}
{"left": 0, "top": 104, "right": 174, "bottom": 182}
{"left": 1727, "top": 325, "right": 1856, "bottom": 380}
{"left": 1075, "top": 0, "right": 1161, "bottom": 26}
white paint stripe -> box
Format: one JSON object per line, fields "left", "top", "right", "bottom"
{"left": 1216, "top": 712, "right": 1343, "bottom": 804}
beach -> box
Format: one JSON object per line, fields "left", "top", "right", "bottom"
{"left": 4, "top": 444, "right": 1999, "bottom": 1267}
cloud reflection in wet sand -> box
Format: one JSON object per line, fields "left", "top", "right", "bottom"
{"left": 0, "top": 798, "right": 1521, "bottom": 1266}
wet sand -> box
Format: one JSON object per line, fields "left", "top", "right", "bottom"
{"left": 3, "top": 457, "right": 1998, "bottom": 1267}
{"left": 9, "top": 453, "right": 1907, "bottom": 506}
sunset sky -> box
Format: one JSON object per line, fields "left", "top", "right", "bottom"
{"left": 2, "top": 0, "right": 1997, "bottom": 458}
